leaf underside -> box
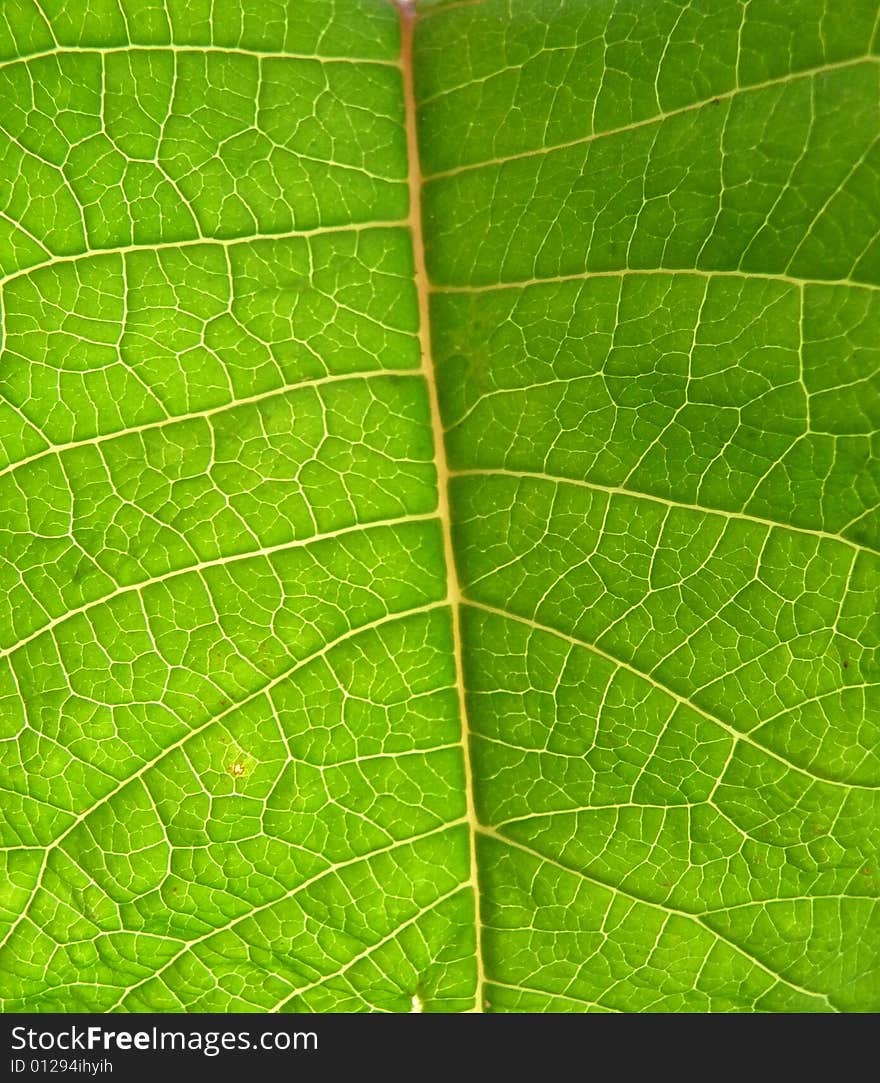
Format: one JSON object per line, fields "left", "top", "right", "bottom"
{"left": 0, "top": 0, "right": 878, "bottom": 1013}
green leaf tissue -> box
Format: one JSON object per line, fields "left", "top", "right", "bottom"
{"left": 0, "top": 0, "right": 877, "bottom": 1013}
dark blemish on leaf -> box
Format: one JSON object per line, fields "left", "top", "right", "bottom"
{"left": 843, "top": 659, "right": 849, "bottom": 668}
{"left": 711, "top": 97, "right": 720, "bottom": 105}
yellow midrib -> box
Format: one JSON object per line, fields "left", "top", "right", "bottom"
{"left": 395, "top": 0, "right": 487, "bottom": 1013}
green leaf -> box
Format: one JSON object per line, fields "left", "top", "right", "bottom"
{"left": 0, "top": 0, "right": 877, "bottom": 1013}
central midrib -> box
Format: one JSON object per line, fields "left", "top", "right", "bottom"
{"left": 396, "top": 0, "right": 487, "bottom": 1012}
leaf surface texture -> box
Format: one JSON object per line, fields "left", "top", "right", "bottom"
{"left": 0, "top": 0, "right": 878, "bottom": 1013}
